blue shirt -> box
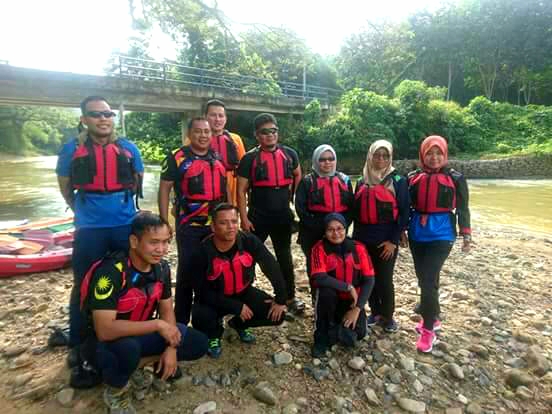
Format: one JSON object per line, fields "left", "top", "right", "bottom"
{"left": 56, "top": 138, "right": 144, "bottom": 229}
{"left": 408, "top": 211, "right": 455, "bottom": 242}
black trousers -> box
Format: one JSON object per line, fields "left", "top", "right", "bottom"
{"left": 251, "top": 218, "right": 296, "bottom": 301}
{"left": 314, "top": 287, "right": 367, "bottom": 347}
{"left": 365, "top": 243, "right": 398, "bottom": 321}
{"left": 409, "top": 240, "right": 453, "bottom": 330}
{"left": 174, "top": 224, "right": 212, "bottom": 325}
{"left": 191, "top": 286, "right": 284, "bottom": 339}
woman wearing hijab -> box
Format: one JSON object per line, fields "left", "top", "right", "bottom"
{"left": 353, "top": 140, "right": 409, "bottom": 333}
{"left": 407, "top": 135, "right": 472, "bottom": 352}
{"left": 309, "top": 213, "right": 375, "bottom": 357}
{"left": 295, "top": 144, "right": 354, "bottom": 277}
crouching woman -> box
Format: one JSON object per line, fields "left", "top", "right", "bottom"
{"left": 309, "top": 213, "right": 375, "bottom": 358}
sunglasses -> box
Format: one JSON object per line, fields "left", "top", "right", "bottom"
{"left": 319, "top": 157, "right": 335, "bottom": 162}
{"left": 85, "top": 111, "right": 116, "bottom": 119}
{"left": 373, "top": 153, "right": 390, "bottom": 160}
{"left": 258, "top": 127, "right": 278, "bottom": 135}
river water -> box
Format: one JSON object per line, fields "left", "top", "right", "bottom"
{"left": 1, "top": 156, "right": 551, "bottom": 235}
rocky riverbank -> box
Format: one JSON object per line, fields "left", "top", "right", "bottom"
{"left": 0, "top": 223, "right": 551, "bottom": 413}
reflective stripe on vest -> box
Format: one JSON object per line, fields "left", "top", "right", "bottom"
{"left": 355, "top": 183, "right": 398, "bottom": 224}
{"left": 211, "top": 132, "right": 239, "bottom": 171}
{"left": 174, "top": 148, "right": 227, "bottom": 203}
{"left": 207, "top": 251, "right": 255, "bottom": 296}
{"left": 250, "top": 147, "right": 293, "bottom": 188}
{"left": 71, "top": 139, "right": 135, "bottom": 192}
{"left": 409, "top": 172, "right": 456, "bottom": 213}
{"left": 307, "top": 174, "right": 350, "bottom": 214}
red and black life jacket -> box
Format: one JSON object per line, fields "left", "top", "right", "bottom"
{"left": 355, "top": 178, "right": 398, "bottom": 225}
{"left": 205, "top": 233, "right": 256, "bottom": 296}
{"left": 408, "top": 169, "right": 457, "bottom": 213}
{"left": 307, "top": 173, "right": 352, "bottom": 214}
{"left": 311, "top": 239, "right": 364, "bottom": 300}
{"left": 210, "top": 131, "right": 239, "bottom": 171}
{"left": 174, "top": 146, "right": 227, "bottom": 204}
{"left": 71, "top": 138, "right": 135, "bottom": 192}
{"left": 250, "top": 146, "right": 293, "bottom": 188}
{"left": 80, "top": 252, "right": 166, "bottom": 322}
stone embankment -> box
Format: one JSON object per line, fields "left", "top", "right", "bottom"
{"left": 0, "top": 222, "right": 551, "bottom": 413}
{"left": 393, "top": 154, "right": 552, "bottom": 179}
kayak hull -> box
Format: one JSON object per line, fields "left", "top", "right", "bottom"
{"left": 0, "top": 248, "right": 72, "bottom": 277}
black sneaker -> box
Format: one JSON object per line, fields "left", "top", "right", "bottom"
{"left": 66, "top": 346, "right": 80, "bottom": 369}
{"left": 311, "top": 342, "right": 328, "bottom": 358}
{"left": 287, "top": 298, "right": 306, "bottom": 315}
{"left": 153, "top": 364, "right": 183, "bottom": 382}
{"left": 70, "top": 360, "right": 102, "bottom": 389}
{"left": 48, "top": 327, "right": 69, "bottom": 348}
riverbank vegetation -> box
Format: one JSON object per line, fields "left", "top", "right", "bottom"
{"left": 1, "top": 0, "right": 551, "bottom": 161}
{"left": 128, "top": 80, "right": 552, "bottom": 165}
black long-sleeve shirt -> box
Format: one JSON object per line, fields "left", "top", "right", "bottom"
{"left": 193, "top": 232, "right": 287, "bottom": 315}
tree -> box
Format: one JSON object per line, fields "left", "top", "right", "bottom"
{"left": 0, "top": 107, "right": 78, "bottom": 155}
{"left": 337, "top": 20, "right": 416, "bottom": 94}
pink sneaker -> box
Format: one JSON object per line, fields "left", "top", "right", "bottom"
{"left": 416, "top": 327, "right": 436, "bottom": 353}
{"left": 415, "top": 319, "right": 441, "bottom": 334}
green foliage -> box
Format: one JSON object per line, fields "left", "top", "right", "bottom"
{"left": 124, "top": 112, "right": 182, "bottom": 161}
{"left": 337, "top": 21, "right": 416, "bottom": 94}
{"left": 0, "top": 107, "right": 78, "bottom": 155}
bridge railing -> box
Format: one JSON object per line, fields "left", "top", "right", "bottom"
{"left": 112, "top": 55, "right": 341, "bottom": 104}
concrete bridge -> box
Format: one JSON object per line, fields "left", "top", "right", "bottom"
{"left": 0, "top": 58, "right": 339, "bottom": 115}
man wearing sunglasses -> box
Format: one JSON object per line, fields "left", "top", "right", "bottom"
{"left": 237, "top": 113, "right": 305, "bottom": 316}
{"left": 56, "top": 95, "right": 144, "bottom": 388}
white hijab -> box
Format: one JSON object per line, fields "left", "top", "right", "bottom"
{"left": 311, "top": 144, "right": 337, "bottom": 177}
{"left": 362, "top": 140, "right": 396, "bottom": 195}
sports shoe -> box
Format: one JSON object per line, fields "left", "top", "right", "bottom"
{"left": 287, "top": 298, "right": 306, "bottom": 315}
{"left": 383, "top": 319, "right": 399, "bottom": 333}
{"left": 366, "top": 314, "right": 382, "bottom": 327}
{"left": 415, "top": 319, "right": 442, "bottom": 334}
{"left": 103, "top": 384, "right": 136, "bottom": 414}
{"left": 130, "top": 368, "right": 153, "bottom": 400}
{"left": 153, "top": 365, "right": 183, "bottom": 382}
{"left": 236, "top": 327, "right": 256, "bottom": 344}
{"left": 207, "top": 338, "right": 222, "bottom": 359}
{"left": 228, "top": 318, "right": 256, "bottom": 344}
{"left": 70, "top": 360, "right": 102, "bottom": 389}
{"left": 48, "top": 327, "right": 69, "bottom": 348}
{"left": 416, "top": 327, "right": 436, "bottom": 353}
{"left": 311, "top": 342, "right": 328, "bottom": 358}
{"left": 66, "top": 346, "right": 80, "bottom": 369}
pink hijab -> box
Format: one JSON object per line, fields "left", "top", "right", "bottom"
{"left": 419, "top": 135, "right": 448, "bottom": 172}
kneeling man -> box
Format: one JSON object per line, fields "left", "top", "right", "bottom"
{"left": 192, "top": 203, "right": 287, "bottom": 358}
{"left": 80, "top": 212, "right": 208, "bottom": 413}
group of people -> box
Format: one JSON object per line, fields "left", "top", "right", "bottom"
{"left": 56, "top": 95, "right": 472, "bottom": 413}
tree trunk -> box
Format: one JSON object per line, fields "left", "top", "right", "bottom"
{"left": 523, "top": 80, "right": 532, "bottom": 105}
{"left": 447, "top": 61, "right": 453, "bottom": 101}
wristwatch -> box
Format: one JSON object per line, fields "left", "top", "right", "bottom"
{"left": 347, "top": 284, "right": 354, "bottom": 292}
